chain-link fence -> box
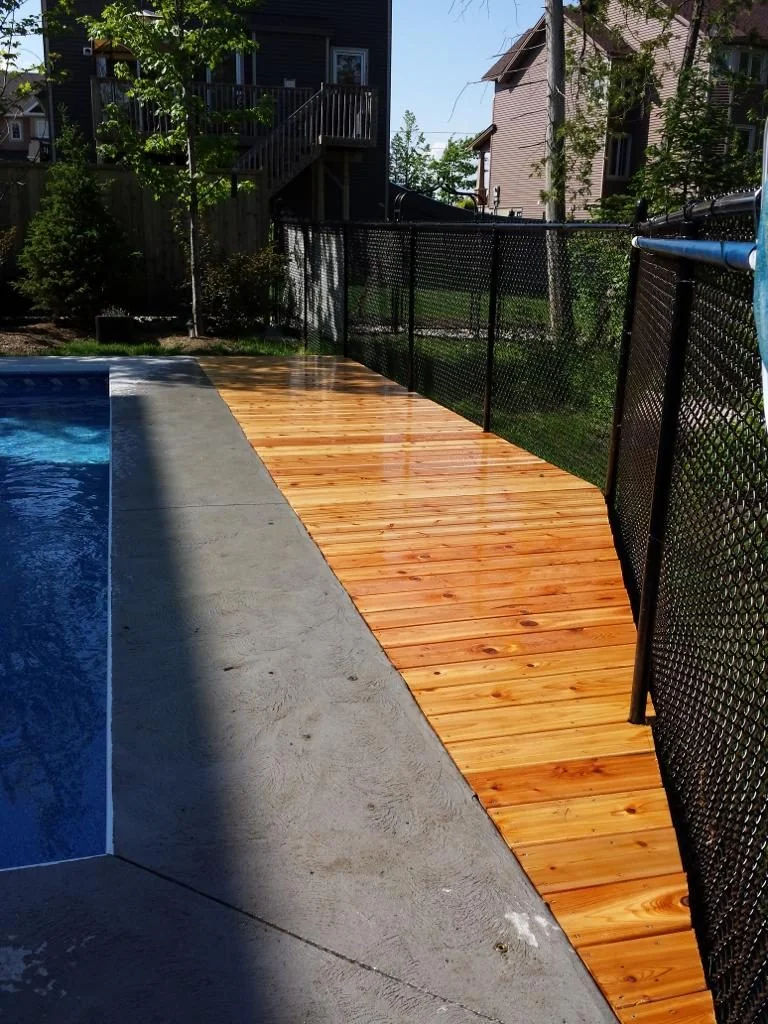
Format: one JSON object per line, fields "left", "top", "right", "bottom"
{"left": 609, "top": 199, "right": 767, "bottom": 1024}
{"left": 278, "top": 219, "right": 631, "bottom": 486}
{"left": 278, "top": 204, "right": 767, "bottom": 1023}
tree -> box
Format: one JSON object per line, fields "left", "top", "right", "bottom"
{"left": 469, "top": 0, "right": 764, "bottom": 216}
{"left": 82, "top": 0, "right": 269, "bottom": 336}
{"left": 431, "top": 136, "right": 475, "bottom": 203}
{"left": 390, "top": 110, "right": 434, "bottom": 194}
{"left": 1, "top": 0, "right": 47, "bottom": 148}
{"left": 15, "top": 120, "right": 129, "bottom": 320}
{"left": 562, "top": 0, "right": 763, "bottom": 215}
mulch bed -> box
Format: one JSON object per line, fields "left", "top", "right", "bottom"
{"left": 0, "top": 320, "right": 249, "bottom": 355}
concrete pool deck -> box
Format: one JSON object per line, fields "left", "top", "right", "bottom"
{"left": 0, "top": 358, "right": 616, "bottom": 1023}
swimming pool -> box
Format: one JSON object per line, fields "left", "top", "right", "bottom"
{"left": 0, "top": 373, "right": 110, "bottom": 870}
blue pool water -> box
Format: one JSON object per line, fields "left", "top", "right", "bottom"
{"left": 0, "top": 373, "right": 110, "bottom": 870}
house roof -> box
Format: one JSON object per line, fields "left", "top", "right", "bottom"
{"left": 482, "top": 20, "right": 545, "bottom": 83}
{"left": 469, "top": 124, "right": 496, "bottom": 151}
{"left": 483, "top": 9, "right": 630, "bottom": 84}
{"left": 483, "top": 1, "right": 768, "bottom": 86}
{"left": 0, "top": 72, "right": 46, "bottom": 117}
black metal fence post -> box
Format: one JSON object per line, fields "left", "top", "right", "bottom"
{"left": 629, "top": 254, "right": 695, "bottom": 724}
{"left": 483, "top": 227, "right": 500, "bottom": 432}
{"left": 302, "top": 223, "right": 310, "bottom": 350}
{"left": 407, "top": 225, "right": 417, "bottom": 393}
{"left": 342, "top": 223, "right": 350, "bottom": 358}
{"left": 606, "top": 198, "right": 648, "bottom": 503}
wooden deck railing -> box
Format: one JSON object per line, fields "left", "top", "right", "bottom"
{"left": 91, "top": 79, "right": 314, "bottom": 140}
{"left": 236, "top": 85, "right": 378, "bottom": 194}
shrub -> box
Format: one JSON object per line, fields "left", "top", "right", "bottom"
{"left": 0, "top": 227, "right": 15, "bottom": 278}
{"left": 15, "top": 121, "right": 132, "bottom": 322}
{"left": 200, "top": 243, "right": 287, "bottom": 334}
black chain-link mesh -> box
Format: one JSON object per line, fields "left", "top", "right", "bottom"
{"left": 412, "top": 228, "right": 491, "bottom": 427}
{"left": 281, "top": 221, "right": 629, "bottom": 483}
{"left": 279, "top": 208, "right": 767, "bottom": 1022}
{"left": 648, "top": 260, "right": 767, "bottom": 1024}
{"left": 613, "top": 254, "right": 678, "bottom": 603}
{"left": 347, "top": 226, "right": 409, "bottom": 386}
{"left": 493, "top": 228, "right": 629, "bottom": 485}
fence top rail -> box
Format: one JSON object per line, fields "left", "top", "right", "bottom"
{"left": 278, "top": 219, "right": 632, "bottom": 233}
{"left": 632, "top": 235, "right": 756, "bottom": 272}
{"left": 640, "top": 190, "right": 758, "bottom": 232}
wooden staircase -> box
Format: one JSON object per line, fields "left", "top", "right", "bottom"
{"left": 236, "top": 84, "right": 378, "bottom": 198}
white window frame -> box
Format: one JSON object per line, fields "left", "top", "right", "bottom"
{"left": 734, "top": 124, "right": 757, "bottom": 154}
{"left": 606, "top": 133, "right": 631, "bottom": 179}
{"left": 206, "top": 52, "right": 245, "bottom": 86}
{"left": 32, "top": 117, "right": 49, "bottom": 140}
{"left": 9, "top": 120, "right": 22, "bottom": 140}
{"left": 727, "top": 47, "right": 768, "bottom": 85}
{"left": 330, "top": 47, "right": 368, "bottom": 86}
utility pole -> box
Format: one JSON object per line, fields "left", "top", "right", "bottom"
{"left": 544, "top": 0, "right": 566, "bottom": 222}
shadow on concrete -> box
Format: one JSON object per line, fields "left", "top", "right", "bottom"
{"left": 0, "top": 365, "right": 267, "bottom": 1020}
{"left": 0, "top": 357, "right": 619, "bottom": 1024}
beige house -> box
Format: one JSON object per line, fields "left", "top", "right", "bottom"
{"left": 472, "top": 2, "right": 768, "bottom": 219}
{"left": 0, "top": 74, "right": 51, "bottom": 163}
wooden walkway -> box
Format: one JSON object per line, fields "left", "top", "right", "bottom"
{"left": 199, "top": 356, "right": 715, "bottom": 1024}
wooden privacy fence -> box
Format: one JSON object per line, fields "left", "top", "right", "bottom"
{"left": 0, "top": 163, "right": 268, "bottom": 313}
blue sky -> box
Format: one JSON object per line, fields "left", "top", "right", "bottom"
{"left": 18, "top": 0, "right": 543, "bottom": 154}
{"left": 391, "top": 0, "right": 541, "bottom": 153}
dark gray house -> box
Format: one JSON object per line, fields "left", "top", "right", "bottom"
{"left": 43, "top": 0, "right": 392, "bottom": 220}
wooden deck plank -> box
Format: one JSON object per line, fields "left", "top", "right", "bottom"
{"left": 490, "top": 788, "right": 674, "bottom": 846}
{"left": 374, "top": 606, "right": 633, "bottom": 649}
{"left": 402, "top": 644, "right": 638, "bottom": 689}
{"left": 546, "top": 872, "right": 692, "bottom": 947}
{"left": 517, "top": 828, "right": 685, "bottom": 894}
{"left": 429, "top": 695, "right": 633, "bottom": 743}
{"left": 467, "top": 753, "right": 663, "bottom": 808}
{"left": 413, "top": 668, "right": 633, "bottom": 715}
{"left": 580, "top": 931, "right": 709, "bottom": 1008}
{"left": 618, "top": 991, "right": 716, "bottom": 1022}
{"left": 199, "top": 356, "right": 714, "bottom": 1024}
{"left": 363, "top": 589, "right": 630, "bottom": 628}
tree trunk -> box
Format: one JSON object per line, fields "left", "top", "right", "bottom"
{"left": 185, "top": 112, "right": 203, "bottom": 337}
{"left": 544, "top": 0, "right": 571, "bottom": 341}
{"left": 681, "top": 0, "right": 705, "bottom": 75}
{"left": 545, "top": 0, "right": 566, "bottom": 222}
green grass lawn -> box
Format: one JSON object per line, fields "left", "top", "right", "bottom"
{"left": 346, "top": 328, "right": 617, "bottom": 488}
{"left": 349, "top": 285, "right": 549, "bottom": 330}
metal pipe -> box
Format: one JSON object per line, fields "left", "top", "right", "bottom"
{"left": 302, "top": 223, "right": 309, "bottom": 350}
{"left": 629, "top": 255, "right": 696, "bottom": 725}
{"left": 278, "top": 218, "right": 632, "bottom": 233}
{"left": 483, "top": 228, "right": 500, "bottom": 433}
{"left": 640, "top": 190, "right": 757, "bottom": 232}
{"left": 342, "top": 223, "right": 350, "bottom": 358}
{"left": 407, "top": 226, "right": 416, "bottom": 392}
{"left": 631, "top": 235, "right": 755, "bottom": 273}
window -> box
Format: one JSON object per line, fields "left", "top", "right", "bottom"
{"left": 32, "top": 117, "right": 49, "bottom": 140}
{"left": 10, "top": 121, "right": 22, "bottom": 140}
{"left": 331, "top": 48, "right": 368, "bottom": 86}
{"left": 725, "top": 47, "right": 768, "bottom": 84}
{"left": 733, "top": 124, "right": 757, "bottom": 154}
{"left": 606, "top": 134, "right": 631, "bottom": 179}
{"left": 206, "top": 52, "right": 244, "bottom": 86}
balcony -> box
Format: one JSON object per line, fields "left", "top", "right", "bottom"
{"left": 90, "top": 79, "right": 377, "bottom": 148}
